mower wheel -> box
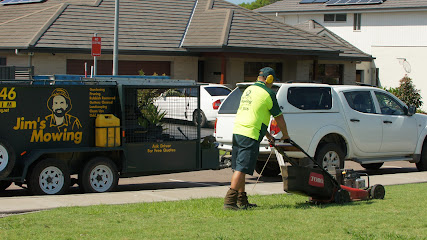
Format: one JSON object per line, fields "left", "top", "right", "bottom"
{"left": 370, "top": 184, "right": 385, "bottom": 199}
{"left": 334, "top": 189, "right": 350, "bottom": 204}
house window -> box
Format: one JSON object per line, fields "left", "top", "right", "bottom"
{"left": 324, "top": 14, "right": 347, "bottom": 22}
{"left": 318, "top": 64, "right": 344, "bottom": 84}
{"left": 0, "top": 57, "right": 6, "bottom": 66}
{"left": 244, "top": 62, "right": 282, "bottom": 82}
{"left": 354, "top": 13, "right": 361, "bottom": 31}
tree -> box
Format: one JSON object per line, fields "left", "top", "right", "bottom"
{"left": 239, "top": 0, "right": 280, "bottom": 10}
{"left": 387, "top": 75, "right": 423, "bottom": 109}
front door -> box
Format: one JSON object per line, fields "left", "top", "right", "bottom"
{"left": 374, "top": 91, "right": 417, "bottom": 153}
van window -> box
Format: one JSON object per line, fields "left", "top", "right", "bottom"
{"left": 219, "top": 84, "right": 280, "bottom": 114}
{"left": 287, "top": 87, "right": 332, "bottom": 110}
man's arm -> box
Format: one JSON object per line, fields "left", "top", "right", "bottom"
{"left": 274, "top": 114, "right": 290, "bottom": 140}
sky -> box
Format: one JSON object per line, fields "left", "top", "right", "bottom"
{"left": 226, "top": 0, "right": 254, "bottom": 4}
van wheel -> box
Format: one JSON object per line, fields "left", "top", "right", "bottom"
{"left": 361, "top": 163, "right": 384, "bottom": 170}
{"left": 315, "top": 143, "right": 345, "bottom": 170}
{"left": 416, "top": 143, "right": 427, "bottom": 171}
{"left": 255, "top": 161, "right": 280, "bottom": 177}
{"left": 79, "top": 157, "right": 118, "bottom": 193}
{"left": 28, "top": 158, "right": 70, "bottom": 195}
{"left": 0, "top": 139, "right": 16, "bottom": 179}
{"left": 193, "top": 110, "right": 207, "bottom": 127}
{"left": 0, "top": 181, "right": 12, "bottom": 191}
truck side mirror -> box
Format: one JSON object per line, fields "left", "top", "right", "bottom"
{"left": 407, "top": 105, "right": 416, "bottom": 116}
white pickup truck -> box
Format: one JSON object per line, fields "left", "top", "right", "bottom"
{"left": 214, "top": 83, "right": 427, "bottom": 176}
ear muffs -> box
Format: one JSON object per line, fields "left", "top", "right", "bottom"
{"left": 266, "top": 75, "right": 274, "bottom": 84}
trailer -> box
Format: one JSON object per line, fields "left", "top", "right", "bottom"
{"left": 0, "top": 78, "right": 219, "bottom": 195}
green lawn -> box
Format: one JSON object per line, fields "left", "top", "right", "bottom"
{"left": 0, "top": 183, "right": 426, "bottom": 240}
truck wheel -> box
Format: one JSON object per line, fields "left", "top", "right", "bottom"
{"left": 0, "top": 181, "right": 12, "bottom": 191}
{"left": 361, "top": 163, "right": 383, "bottom": 170}
{"left": 0, "top": 139, "right": 16, "bottom": 179}
{"left": 193, "top": 110, "right": 207, "bottom": 127}
{"left": 28, "top": 158, "right": 70, "bottom": 195}
{"left": 315, "top": 143, "right": 345, "bottom": 170}
{"left": 79, "top": 157, "right": 118, "bottom": 193}
{"left": 370, "top": 184, "right": 385, "bottom": 199}
{"left": 416, "top": 143, "right": 427, "bottom": 171}
{"left": 255, "top": 160, "right": 281, "bottom": 177}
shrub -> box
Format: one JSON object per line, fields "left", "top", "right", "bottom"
{"left": 386, "top": 75, "right": 423, "bottom": 109}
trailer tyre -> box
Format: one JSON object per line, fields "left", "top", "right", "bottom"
{"left": 370, "top": 184, "right": 385, "bottom": 199}
{"left": 79, "top": 157, "right": 118, "bottom": 193}
{"left": 315, "top": 143, "right": 345, "bottom": 170}
{"left": 0, "top": 139, "right": 15, "bottom": 179}
{"left": 28, "top": 158, "right": 70, "bottom": 195}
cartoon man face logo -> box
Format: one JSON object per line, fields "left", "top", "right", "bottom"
{"left": 52, "top": 95, "right": 68, "bottom": 118}
{"left": 46, "top": 88, "right": 82, "bottom": 131}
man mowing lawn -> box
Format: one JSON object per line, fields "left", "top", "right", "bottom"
{"left": 223, "top": 67, "right": 290, "bottom": 210}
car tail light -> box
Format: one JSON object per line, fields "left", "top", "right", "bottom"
{"left": 214, "top": 118, "right": 217, "bottom": 133}
{"left": 270, "top": 119, "right": 280, "bottom": 135}
{"left": 212, "top": 99, "right": 221, "bottom": 110}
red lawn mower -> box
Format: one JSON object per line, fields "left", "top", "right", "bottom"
{"left": 273, "top": 139, "right": 385, "bottom": 204}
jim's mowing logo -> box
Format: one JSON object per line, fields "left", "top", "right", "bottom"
{"left": 13, "top": 88, "right": 83, "bottom": 144}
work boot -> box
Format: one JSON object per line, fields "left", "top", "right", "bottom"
{"left": 237, "top": 192, "right": 258, "bottom": 209}
{"left": 223, "top": 188, "right": 240, "bottom": 210}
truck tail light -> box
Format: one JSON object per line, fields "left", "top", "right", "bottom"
{"left": 270, "top": 119, "right": 280, "bottom": 135}
{"left": 212, "top": 99, "right": 221, "bottom": 110}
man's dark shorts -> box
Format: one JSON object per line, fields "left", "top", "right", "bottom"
{"left": 232, "top": 134, "right": 260, "bottom": 175}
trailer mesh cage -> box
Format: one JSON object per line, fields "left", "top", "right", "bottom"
{"left": 124, "top": 86, "right": 201, "bottom": 143}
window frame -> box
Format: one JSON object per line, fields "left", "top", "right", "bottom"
{"left": 324, "top": 13, "right": 347, "bottom": 23}
{"left": 353, "top": 13, "right": 361, "bottom": 31}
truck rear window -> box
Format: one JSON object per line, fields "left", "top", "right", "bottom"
{"left": 204, "top": 87, "right": 231, "bottom": 96}
{"left": 218, "top": 84, "right": 280, "bottom": 114}
{"left": 287, "top": 87, "right": 332, "bottom": 110}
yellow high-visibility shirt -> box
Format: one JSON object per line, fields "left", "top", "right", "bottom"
{"left": 233, "top": 81, "right": 282, "bottom": 142}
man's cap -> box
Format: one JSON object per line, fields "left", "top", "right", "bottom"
{"left": 259, "top": 67, "right": 277, "bottom": 81}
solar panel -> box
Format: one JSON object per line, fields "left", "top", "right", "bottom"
{"left": 300, "top": 0, "right": 315, "bottom": 4}
{"left": 326, "top": 0, "right": 384, "bottom": 5}
{"left": 0, "top": 0, "right": 45, "bottom": 5}
{"left": 314, "top": 0, "right": 329, "bottom": 2}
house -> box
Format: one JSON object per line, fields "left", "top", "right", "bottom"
{"left": 0, "top": 0, "right": 371, "bottom": 86}
{"left": 256, "top": 0, "right": 427, "bottom": 108}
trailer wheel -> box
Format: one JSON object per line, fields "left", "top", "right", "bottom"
{"left": 79, "top": 157, "right": 118, "bottom": 193}
{"left": 28, "top": 158, "right": 70, "bottom": 195}
{"left": 0, "top": 180, "right": 12, "bottom": 191}
{"left": 0, "top": 139, "right": 16, "bottom": 179}
{"left": 334, "top": 189, "right": 350, "bottom": 204}
{"left": 370, "top": 184, "right": 385, "bottom": 199}
{"left": 193, "top": 110, "right": 207, "bottom": 127}
{"left": 361, "top": 163, "right": 384, "bottom": 170}
{"left": 315, "top": 143, "right": 345, "bottom": 170}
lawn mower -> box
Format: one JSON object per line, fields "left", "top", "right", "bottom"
{"left": 272, "top": 139, "right": 385, "bottom": 204}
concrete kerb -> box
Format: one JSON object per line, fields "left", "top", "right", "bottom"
{"left": 0, "top": 172, "right": 426, "bottom": 215}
